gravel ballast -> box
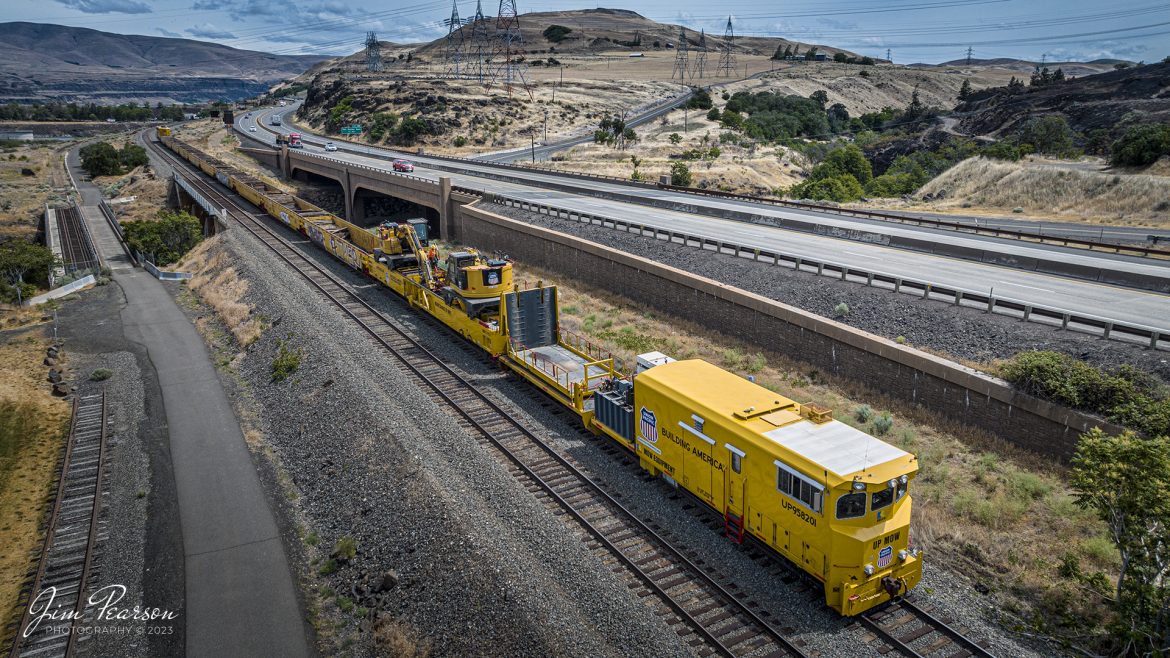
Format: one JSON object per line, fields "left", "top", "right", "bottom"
{"left": 195, "top": 222, "right": 704, "bottom": 656}
{"left": 482, "top": 202, "right": 1170, "bottom": 384}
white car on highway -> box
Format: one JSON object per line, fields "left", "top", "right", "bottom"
{"left": 324, "top": 142, "right": 338, "bottom": 152}
{"left": 248, "top": 126, "right": 257, "bottom": 132}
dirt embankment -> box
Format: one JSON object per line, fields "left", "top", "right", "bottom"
{"left": 913, "top": 156, "right": 1170, "bottom": 226}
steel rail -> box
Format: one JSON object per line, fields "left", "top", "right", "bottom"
{"left": 860, "top": 599, "right": 996, "bottom": 658}
{"left": 148, "top": 136, "right": 807, "bottom": 658}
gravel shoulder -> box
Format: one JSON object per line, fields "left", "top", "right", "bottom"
{"left": 482, "top": 201, "right": 1170, "bottom": 384}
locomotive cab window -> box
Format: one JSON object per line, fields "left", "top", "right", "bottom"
{"left": 871, "top": 488, "right": 894, "bottom": 511}
{"left": 774, "top": 461, "right": 823, "bottom": 514}
{"left": 836, "top": 492, "right": 866, "bottom": 519}
{"left": 731, "top": 452, "right": 742, "bottom": 474}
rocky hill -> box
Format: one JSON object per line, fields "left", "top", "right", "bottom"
{"left": 0, "top": 22, "right": 326, "bottom": 104}
{"left": 956, "top": 61, "right": 1170, "bottom": 137}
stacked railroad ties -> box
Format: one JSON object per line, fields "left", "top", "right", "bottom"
{"left": 161, "top": 136, "right": 922, "bottom": 615}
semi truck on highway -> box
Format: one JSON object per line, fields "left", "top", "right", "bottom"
{"left": 270, "top": 115, "right": 282, "bottom": 126}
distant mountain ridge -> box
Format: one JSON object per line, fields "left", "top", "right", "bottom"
{"left": 0, "top": 22, "right": 327, "bottom": 104}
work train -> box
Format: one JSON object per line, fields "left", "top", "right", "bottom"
{"left": 160, "top": 135, "right": 922, "bottom": 615}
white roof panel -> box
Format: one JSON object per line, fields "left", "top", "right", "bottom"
{"left": 762, "top": 420, "right": 908, "bottom": 477}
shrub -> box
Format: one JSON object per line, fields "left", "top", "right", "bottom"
{"left": 1016, "top": 115, "right": 1076, "bottom": 156}
{"left": 271, "top": 339, "right": 302, "bottom": 382}
{"left": 865, "top": 172, "right": 919, "bottom": 197}
{"left": 453, "top": 135, "right": 467, "bottom": 147}
{"left": 318, "top": 559, "right": 338, "bottom": 575}
{"left": 90, "top": 368, "right": 113, "bottom": 381}
{"left": 669, "top": 162, "right": 692, "bottom": 186}
{"left": 1000, "top": 351, "right": 1169, "bottom": 437}
{"left": 833, "top": 302, "right": 850, "bottom": 317}
{"left": 980, "top": 140, "right": 1024, "bottom": 161}
{"left": 542, "top": 25, "right": 572, "bottom": 43}
{"left": 855, "top": 404, "right": 873, "bottom": 423}
{"left": 685, "top": 88, "right": 713, "bottom": 110}
{"left": 122, "top": 210, "right": 202, "bottom": 265}
{"left": 1110, "top": 123, "right": 1170, "bottom": 167}
{"left": 0, "top": 240, "right": 57, "bottom": 300}
{"left": 872, "top": 412, "right": 893, "bottom": 436}
{"left": 334, "top": 535, "right": 357, "bottom": 561}
{"left": 668, "top": 133, "right": 681, "bottom": 144}
{"left": 706, "top": 108, "right": 720, "bottom": 121}
{"left": 788, "top": 173, "right": 863, "bottom": 202}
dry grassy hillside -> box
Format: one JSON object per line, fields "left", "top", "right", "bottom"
{"left": 909, "top": 156, "right": 1170, "bottom": 226}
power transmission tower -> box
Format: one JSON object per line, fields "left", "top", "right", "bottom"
{"left": 365, "top": 32, "right": 382, "bottom": 72}
{"left": 691, "top": 29, "right": 707, "bottom": 80}
{"left": 886, "top": 48, "right": 891, "bottom": 63}
{"left": 671, "top": 26, "right": 688, "bottom": 82}
{"left": 965, "top": 46, "right": 973, "bottom": 66}
{"left": 443, "top": 0, "right": 464, "bottom": 78}
{"left": 716, "top": 15, "right": 736, "bottom": 77}
{"left": 488, "top": 0, "right": 532, "bottom": 99}
{"left": 467, "top": 0, "right": 490, "bottom": 82}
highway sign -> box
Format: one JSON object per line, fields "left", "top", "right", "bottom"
{"left": 339, "top": 125, "right": 362, "bottom": 135}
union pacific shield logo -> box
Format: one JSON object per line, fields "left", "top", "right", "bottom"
{"left": 640, "top": 407, "right": 658, "bottom": 443}
{"left": 877, "top": 545, "right": 893, "bottom": 568}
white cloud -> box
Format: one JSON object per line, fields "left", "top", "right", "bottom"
{"left": 187, "top": 23, "right": 237, "bottom": 39}
{"left": 155, "top": 27, "right": 183, "bottom": 37}
{"left": 53, "top": 0, "right": 152, "bottom": 14}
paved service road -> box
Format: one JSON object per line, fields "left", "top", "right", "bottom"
{"left": 236, "top": 107, "right": 1170, "bottom": 330}
{"left": 72, "top": 143, "right": 311, "bottom": 658}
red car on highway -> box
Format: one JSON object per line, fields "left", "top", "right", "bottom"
{"left": 392, "top": 159, "right": 415, "bottom": 173}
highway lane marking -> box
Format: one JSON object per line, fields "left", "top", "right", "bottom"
{"left": 996, "top": 281, "right": 1055, "bottom": 293}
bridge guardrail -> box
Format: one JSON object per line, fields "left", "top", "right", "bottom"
{"left": 484, "top": 194, "right": 1169, "bottom": 352}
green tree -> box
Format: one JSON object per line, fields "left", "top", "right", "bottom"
{"left": 833, "top": 52, "right": 848, "bottom": 63}
{"left": 1111, "top": 124, "right": 1170, "bottom": 167}
{"left": 668, "top": 133, "right": 682, "bottom": 144}
{"left": 1017, "top": 115, "right": 1075, "bottom": 156}
{"left": 822, "top": 144, "right": 872, "bottom": 185}
{"left": 0, "top": 240, "right": 57, "bottom": 304}
{"left": 120, "top": 144, "right": 148, "bottom": 170}
{"left": 542, "top": 25, "right": 572, "bottom": 42}
{"left": 122, "top": 210, "right": 202, "bottom": 265}
{"left": 771, "top": 43, "right": 786, "bottom": 60}
{"left": 669, "top": 162, "right": 692, "bottom": 186}
{"left": 78, "top": 142, "right": 122, "bottom": 177}
{"left": 958, "top": 78, "right": 972, "bottom": 102}
{"left": 809, "top": 90, "right": 829, "bottom": 107}
{"left": 788, "top": 174, "right": 863, "bottom": 202}
{"left": 706, "top": 107, "right": 720, "bottom": 121}
{"left": 1071, "top": 428, "right": 1170, "bottom": 655}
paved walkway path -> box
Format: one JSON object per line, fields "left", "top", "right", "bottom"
{"left": 67, "top": 143, "right": 310, "bottom": 658}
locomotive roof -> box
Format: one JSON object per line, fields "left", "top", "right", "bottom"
{"left": 638, "top": 360, "right": 913, "bottom": 480}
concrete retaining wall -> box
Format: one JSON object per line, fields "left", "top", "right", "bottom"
{"left": 454, "top": 202, "right": 1121, "bottom": 460}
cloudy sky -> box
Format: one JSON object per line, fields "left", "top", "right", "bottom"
{"left": 4, "top": 0, "right": 1168, "bottom": 64}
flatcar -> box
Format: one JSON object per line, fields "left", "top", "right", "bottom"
{"left": 159, "top": 135, "right": 922, "bottom": 615}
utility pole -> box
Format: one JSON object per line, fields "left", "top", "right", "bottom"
{"left": 530, "top": 131, "right": 535, "bottom": 162}
{"left": 543, "top": 108, "right": 548, "bottom": 144}
{"left": 717, "top": 16, "right": 736, "bottom": 77}
{"left": 364, "top": 32, "right": 382, "bottom": 73}
{"left": 442, "top": 0, "right": 464, "bottom": 78}
{"left": 672, "top": 26, "right": 688, "bottom": 82}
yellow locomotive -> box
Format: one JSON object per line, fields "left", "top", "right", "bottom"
{"left": 618, "top": 358, "right": 921, "bottom": 614}
{"left": 160, "top": 135, "right": 921, "bottom": 616}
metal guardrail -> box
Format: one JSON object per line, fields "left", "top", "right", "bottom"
{"left": 97, "top": 199, "right": 138, "bottom": 266}
{"left": 486, "top": 195, "right": 1169, "bottom": 352}
{"left": 654, "top": 184, "right": 1170, "bottom": 258}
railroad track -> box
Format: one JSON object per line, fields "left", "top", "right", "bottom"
{"left": 6, "top": 392, "right": 109, "bottom": 658}
{"left": 55, "top": 205, "right": 101, "bottom": 275}
{"left": 859, "top": 599, "right": 996, "bottom": 658}
{"left": 146, "top": 137, "right": 808, "bottom": 658}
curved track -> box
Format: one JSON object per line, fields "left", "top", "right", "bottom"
{"left": 147, "top": 137, "right": 808, "bottom": 658}
{"left": 6, "top": 392, "right": 109, "bottom": 658}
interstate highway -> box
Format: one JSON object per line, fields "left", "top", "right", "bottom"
{"left": 249, "top": 102, "right": 1170, "bottom": 249}
{"left": 237, "top": 107, "right": 1170, "bottom": 331}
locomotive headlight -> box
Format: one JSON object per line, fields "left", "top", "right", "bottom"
{"left": 900, "top": 474, "right": 908, "bottom": 485}
{"left": 898, "top": 549, "right": 909, "bottom": 562}
{"left": 888, "top": 478, "right": 898, "bottom": 489}
{"left": 852, "top": 481, "right": 865, "bottom": 491}
{"left": 863, "top": 564, "right": 875, "bottom": 576}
